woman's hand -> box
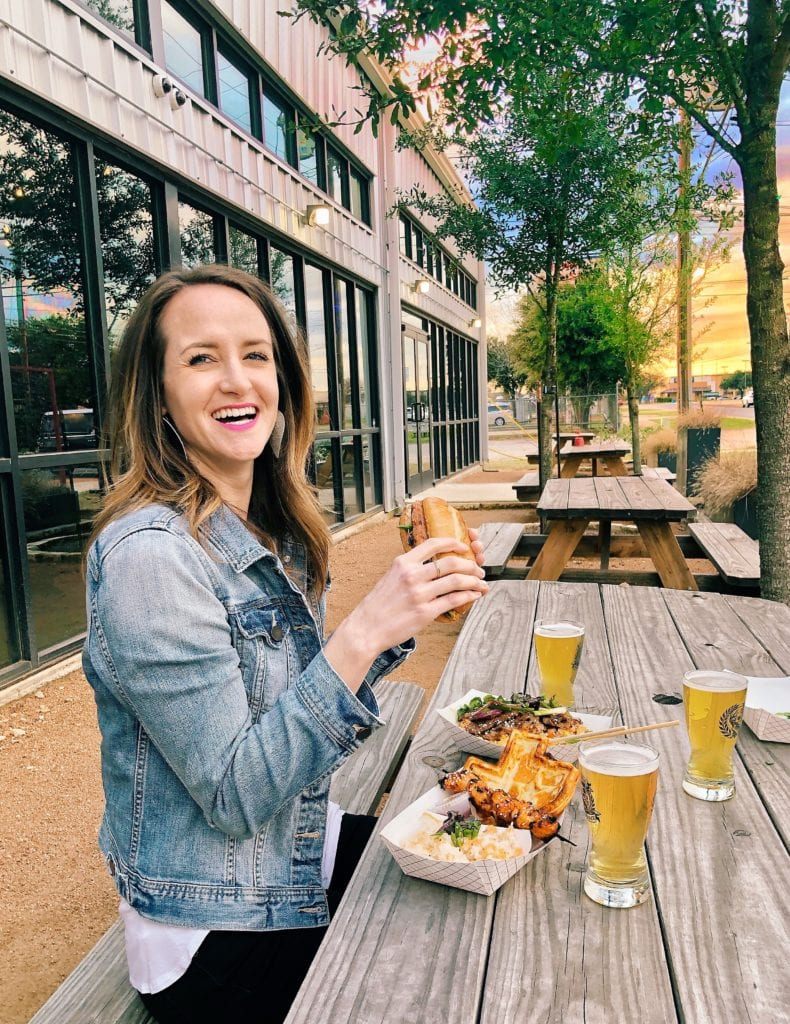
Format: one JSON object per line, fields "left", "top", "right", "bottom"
{"left": 324, "top": 528, "right": 489, "bottom": 692}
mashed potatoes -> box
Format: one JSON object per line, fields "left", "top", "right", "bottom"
{"left": 403, "top": 812, "right": 524, "bottom": 862}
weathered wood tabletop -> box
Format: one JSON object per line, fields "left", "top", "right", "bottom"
{"left": 285, "top": 582, "right": 790, "bottom": 1024}
{"left": 529, "top": 477, "right": 698, "bottom": 589}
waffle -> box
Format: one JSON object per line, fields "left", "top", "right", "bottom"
{"left": 460, "top": 732, "right": 580, "bottom": 816}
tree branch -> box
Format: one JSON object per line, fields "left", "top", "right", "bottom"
{"left": 772, "top": 12, "right": 790, "bottom": 78}
{"left": 666, "top": 87, "right": 739, "bottom": 159}
{"left": 696, "top": 0, "right": 748, "bottom": 126}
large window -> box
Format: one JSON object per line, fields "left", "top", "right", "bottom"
{"left": 307, "top": 264, "right": 380, "bottom": 523}
{"left": 95, "top": 157, "right": 158, "bottom": 348}
{"left": 0, "top": 112, "right": 95, "bottom": 456}
{"left": 83, "top": 0, "right": 137, "bottom": 39}
{"left": 162, "top": 1, "right": 208, "bottom": 98}
{"left": 217, "top": 48, "right": 254, "bottom": 136}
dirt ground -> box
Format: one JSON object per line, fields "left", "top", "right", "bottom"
{"left": 0, "top": 507, "right": 529, "bottom": 1023}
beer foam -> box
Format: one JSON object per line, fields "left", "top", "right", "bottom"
{"left": 684, "top": 670, "right": 747, "bottom": 693}
{"left": 579, "top": 741, "right": 659, "bottom": 777}
{"left": 534, "top": 621, "right": 584, "bottom": 639}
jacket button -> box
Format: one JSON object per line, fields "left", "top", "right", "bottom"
{"left": 353, "top": 725, "right": 372, "bottom": 739}
{"left": 271, "top": 624, "right": 284, "bottom": 642}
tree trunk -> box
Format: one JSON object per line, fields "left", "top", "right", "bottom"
{"left": 538, "top": 283, "right": 560, "bottom": 490}
{"left": 740, "top": 109, "right": 790, "bottom": 605}
{"left": 627, "top": 385, "right": 641, "bottom": 474}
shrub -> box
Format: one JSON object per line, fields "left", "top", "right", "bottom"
{"left": 642, "top": 428, "right": 677, "bottom": 456}
{"left": 677, "top": 408, "right": 723, "bottom": 430}
{"left": 691, "top": 451, "right": 757, "bottom": 515}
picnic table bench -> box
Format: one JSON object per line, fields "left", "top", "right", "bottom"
{"left": 514, "top": 463, "right": 676, "bottom": 504}
{"left": 478, "top": 521, "right": 525, "bottom": 578}
{"left": 687, "top": 522, "right": 760, "bottom": 588}
{"left": 284, "top": 581, "right": 790, "bottom": 1024}
{"left": 528, "top": 475, "right": 698, "bottom": 590}
{"left": 28, "top": 680, "right": 424, "bottom": 1024}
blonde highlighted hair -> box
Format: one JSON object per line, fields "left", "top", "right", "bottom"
{"left": 91, "top": 264, "right": 330, "bottom": 594}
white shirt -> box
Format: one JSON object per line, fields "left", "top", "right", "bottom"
{"left": 121, "top": 802, "right": 344, "bottom": 994}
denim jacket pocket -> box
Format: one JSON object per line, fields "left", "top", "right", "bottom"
{"left": 230, "top": 605, "right": 292, "bottom": 718}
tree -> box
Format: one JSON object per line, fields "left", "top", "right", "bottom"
{"left": 291, "top": 0, "right": 790, "bottom": 602}
{"left": 512, "top": 275, "right": 626, "bottom": 428}
{"left": 390, "top": 90, "right": 650, "bottom": 487}
{"left": 486, "top": 336, "right": 528, "bottom": 400}
{"left": 720, "top": 370, "right": 752, "bottom": 395}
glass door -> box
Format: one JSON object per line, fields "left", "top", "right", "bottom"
{"left": 402, "top": 326, "right": 433, "bottom": 493}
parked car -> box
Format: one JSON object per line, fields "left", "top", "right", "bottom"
{"left": 37, "top": 409, "right": 97, "bottom": 452}
{"left": 742, "top": 387, "right": 754, "bottom": 408}
{"left": 702, "top": 391, "right": 722, "bottom": 401}
{"left": 487, "top": 403, "right": 507, "bottom": 427}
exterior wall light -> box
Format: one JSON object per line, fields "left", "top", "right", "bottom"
{"left": 469, "top": 317, "right": 482, "bottom": 328}
{"left": 413, "top": 278, "right": 431, "bottom": 294}
{"left": 305, "top": 203, "right": 332, "bottom": 227}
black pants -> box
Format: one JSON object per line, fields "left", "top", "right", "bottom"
{"left": 139, "top": 813, "right": 376, "bottom": 1024}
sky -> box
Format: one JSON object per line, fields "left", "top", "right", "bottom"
{"left": 486, "top": 84, "right": 790, "bottom": 384}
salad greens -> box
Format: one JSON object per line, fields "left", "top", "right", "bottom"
{"left": 434, "top": 811, "right": 483, "bottom": 848}
{"left": 456, "top": 692, "right": 565, "bottom": 722}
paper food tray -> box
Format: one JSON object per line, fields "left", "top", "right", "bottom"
{"left": 743, "top": 676, "right": 790, "bottom": 743}
{"left": 436, "top": 688, "right": 613, "bottom": 758}
{"left": 380, "top": 786, "right": 550, "bottom": 896}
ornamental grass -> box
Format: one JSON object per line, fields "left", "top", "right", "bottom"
{"left": 690, "top": 451, "right": 758, "bottom": 516}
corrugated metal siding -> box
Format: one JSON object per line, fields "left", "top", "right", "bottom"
{"left": 0, "top": 0, "right": 382, "bottom": 284}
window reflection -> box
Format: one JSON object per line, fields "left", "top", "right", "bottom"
{"left": 313, "top": 439, "right": 337, "bottom": 525}
{"left": 84, "top": 0, "right": 135, "bottom": 36}
{"left": 304, "top": 264, "right": 329, "bottom": 428}
{"left": 354, "top": 288, "right": 374, "bottom": 428}
{"left": 341, "top": 435, "right": 362, "bottom": 519}
{"left": 218, "top": 50, "right": 252, "bottom": 134}
{"left": 95, "top": 157, "right": 157, "bottom": 349}
{"left": 327, "top": 148, "right": 346, "bottom": 206}
{"left": 0, "top": 110, "right": 95, "bottom": 455}
{"left": 179, "top": 201, "right": 215, "bottom": 267}
{"left": 297, "top": 126, "right": 320, "bottom": 185}
{"left": 270, "top": 245, "right": 297, "bottom": 330}
{"left": 22, "top": 463, "right": 104, "bottom": 651}
{"left": 333, "top": 279, "right": 353, "bottom": 429}
{"left": 162, "top": 1, "right": 206, "bottom": 96}
{"left": 263, "top": 91, "right": 290, "bottom": 162}
{"left": 0, "top": 483, "right": 19, "bottom": 667}
{"left": 229, "top": 225, "right": 259, "bottom": 276}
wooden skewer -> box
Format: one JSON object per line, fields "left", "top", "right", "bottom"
{"left": 550, "top": 719, "right": 680, "bottom": 745}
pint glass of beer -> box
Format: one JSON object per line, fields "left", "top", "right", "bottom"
{"left": 534, "top": 620, "right": 585, "bottom": 707}
{"left": 682, "top": 670, "right": 747, "bottom": 802}
{"left": 578, "top": 740, "right": 659, "bottom": 908}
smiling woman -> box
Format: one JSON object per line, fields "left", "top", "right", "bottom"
{"left": 82, "top": 265, "right": 489, "bottom": 1024}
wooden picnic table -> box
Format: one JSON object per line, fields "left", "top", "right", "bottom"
{"left": 529, "top": 476, "right": 698, "bottom": 590}
{"left": 286, "top": 581, "right": 790, "bottom": 1024}
{"left": 527, "top": 439, "right": 631, "bottom": 477}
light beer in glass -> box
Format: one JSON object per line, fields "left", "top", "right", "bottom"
{"left": 682, "top": 669, "right": 747, "bottom": 801}
{"left": 578, "top": 740, "right": 659, "bottom": 908}
{"left": 534, "top": 620, "right": 585, "bottom": 707}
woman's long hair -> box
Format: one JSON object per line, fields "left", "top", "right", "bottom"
{"left": 90, "top": 264, "right": 330, "bottom": 594}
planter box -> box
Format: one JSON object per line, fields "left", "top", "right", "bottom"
{"left": 686, "top": 427, "right": 721, "bottom": 489}
{"left": 657, "top": 452, "right": 677, "bottom": 474}
{"left": 733, "top": 490, "right": 759, "bottom": 540}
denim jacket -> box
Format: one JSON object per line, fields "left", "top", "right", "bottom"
{"left": 83, "top": 503, "right": 413, "bottom": 931}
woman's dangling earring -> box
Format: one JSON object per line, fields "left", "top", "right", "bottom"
{"left": 269, "top": 411, "right": 285, "bottom": 459}
{"left": 163, "top": 415, "right": 188, "bottom": 460}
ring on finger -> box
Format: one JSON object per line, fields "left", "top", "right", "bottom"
{"left": 434, "top": 561, "right": 441, "bottom": 580}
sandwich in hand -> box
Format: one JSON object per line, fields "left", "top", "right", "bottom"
{"left": 398, "top": 496, "right": 476, "bottom": 622}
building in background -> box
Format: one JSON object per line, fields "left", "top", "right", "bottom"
{"left": 0, "top": 0, "right": 485, "bottom": 688}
